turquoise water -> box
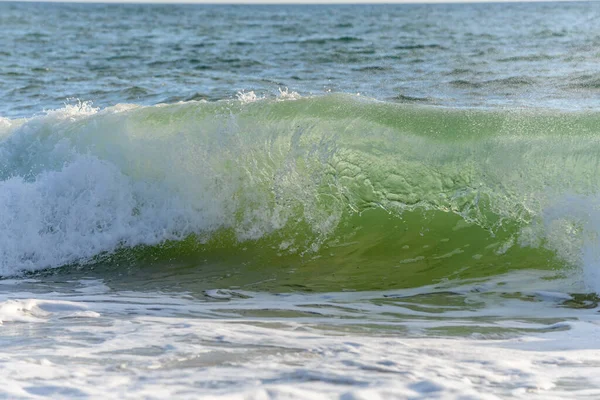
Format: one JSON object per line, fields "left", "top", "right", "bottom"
{"left": 3, "top": 2, "right": 600, "bottom": 399}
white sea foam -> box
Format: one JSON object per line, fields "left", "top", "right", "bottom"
{"left": 0, "top": 101, "right": 304, "bottom": 274}
{"left": 533, "top": 193, "right": 600, "bottom": 294}
{"left": 277, "top": 87, "right": 301, "bottom": 100}
{"left": 0, "top": 275, "right": 598, "bottom": 399}
{"left": 236, "top": 90, "right": 262, "bottom": 103}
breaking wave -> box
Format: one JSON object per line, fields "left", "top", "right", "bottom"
{"left": 2, "top": 94, "right": 600, "bottom": 291}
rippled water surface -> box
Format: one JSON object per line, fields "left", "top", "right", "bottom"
{"left": 2, "top": 2, "right": 600, "bottom": 117}
{"left": 3, "top": 2, "right": 600, "bottom": 399}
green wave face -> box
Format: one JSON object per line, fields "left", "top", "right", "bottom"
{"left": 3, "top": 95, "right": 600, "bottom": 292}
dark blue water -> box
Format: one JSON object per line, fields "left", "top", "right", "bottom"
{"left": 2, "top": 2, "right": 600, "bottom": 118}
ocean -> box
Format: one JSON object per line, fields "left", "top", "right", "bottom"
{"left": 1, "top": 1, "right": 600, "bottom": 398}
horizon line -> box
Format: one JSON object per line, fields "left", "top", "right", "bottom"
{"left": 0, "top": 0, "right": 594, "bottom": 4}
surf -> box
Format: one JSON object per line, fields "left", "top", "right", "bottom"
{"left": 1, "top": 94, "right": 600, "bottom": 292}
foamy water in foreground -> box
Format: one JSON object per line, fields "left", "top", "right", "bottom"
{"left": 0, "top": 272, "right": 598, "bottom": 399}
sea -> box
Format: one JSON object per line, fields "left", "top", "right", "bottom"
{"left": 1, "top": 1, "right": 600, "bottom": 398}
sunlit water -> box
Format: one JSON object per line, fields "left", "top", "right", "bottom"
{"left": 2, "top": 2, "right": 600, "bottom": 399}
